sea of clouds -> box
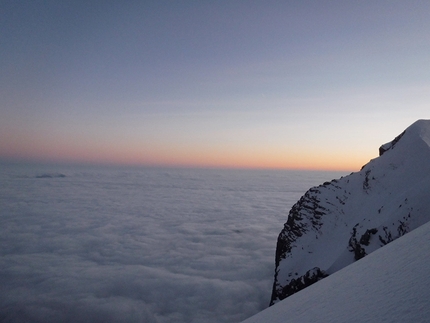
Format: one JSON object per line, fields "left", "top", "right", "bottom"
{"left": 0, "top": 163, "right": 345, "bottom": 323}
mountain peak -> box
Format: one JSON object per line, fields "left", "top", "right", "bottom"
{"left": 270, "top": 119, "right": 430, "bottom": 305}
{"left": 379, "top": 119, "right": 430, "bottom": 156}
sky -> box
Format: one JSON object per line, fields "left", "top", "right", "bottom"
{"left": 1, "top": 1, "right": 430, "bottom": 171}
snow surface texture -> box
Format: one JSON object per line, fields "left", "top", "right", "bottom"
{"left": 271, "top": 119, "right": 430, "bottom": 304}
{"left": 0, "top": 165, "right": 344, "bottom": 323}
{"left": 242, "top": 219, "right": 430, "bottom": 323}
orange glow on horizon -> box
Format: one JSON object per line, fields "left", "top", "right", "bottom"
{"left": 0, "top": 138, "right": 371, "bottom": 172}
{"left": 0, "top": 126, "right": 376, "bottom": 172}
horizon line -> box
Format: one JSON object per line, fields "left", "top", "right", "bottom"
{"left": 0, "top": 156, "right": 357, "bottom": 173}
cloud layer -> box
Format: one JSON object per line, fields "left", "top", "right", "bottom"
{"left": 0, "top": 164, "right": 344, "bottom": 322}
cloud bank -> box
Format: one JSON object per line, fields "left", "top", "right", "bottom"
{"left": 0, "top": 165, "right": 343, "bottom": 322}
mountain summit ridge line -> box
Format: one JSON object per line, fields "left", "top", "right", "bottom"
{"left": 270, "top": 119, "right": 430, "bottom": 305}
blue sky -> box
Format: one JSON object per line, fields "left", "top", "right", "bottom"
{"left": 1, "top": 1, "right": 429, "bottom": 170}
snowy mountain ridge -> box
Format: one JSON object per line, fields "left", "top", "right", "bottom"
{"left": 270, "top": 119, "right": 430, "bottom": 305}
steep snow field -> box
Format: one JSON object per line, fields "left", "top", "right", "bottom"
{"left": 243, "top": 219, "right": 430, "bottom": 323}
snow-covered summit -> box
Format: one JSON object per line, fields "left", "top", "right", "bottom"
{"left": 270, "top": 119, "right": 430, "bottom": 305}
{"left": 379, "top": 119, "right": 430, "bottom": 156}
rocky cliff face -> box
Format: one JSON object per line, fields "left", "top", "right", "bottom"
{"left": 270, "top": 119, "right": 430, "bottom": 305}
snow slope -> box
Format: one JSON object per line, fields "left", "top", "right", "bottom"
{"left": 271, "top": 119, "right": 430, "bottom": 304}
{"left": 242, "top": 219, "right": 430, "bottom": 323}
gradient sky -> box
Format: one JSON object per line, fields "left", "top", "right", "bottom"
{"left": 1, "top": 1, "right": 429, "bottom": 171}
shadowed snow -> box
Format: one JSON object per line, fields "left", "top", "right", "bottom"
{"left": 243, "top": 220, "right": 430, "bottom": 323}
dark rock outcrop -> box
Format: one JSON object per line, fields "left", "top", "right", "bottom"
{"left": 272, "top": 267, "right": 327, "bottom": 301}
